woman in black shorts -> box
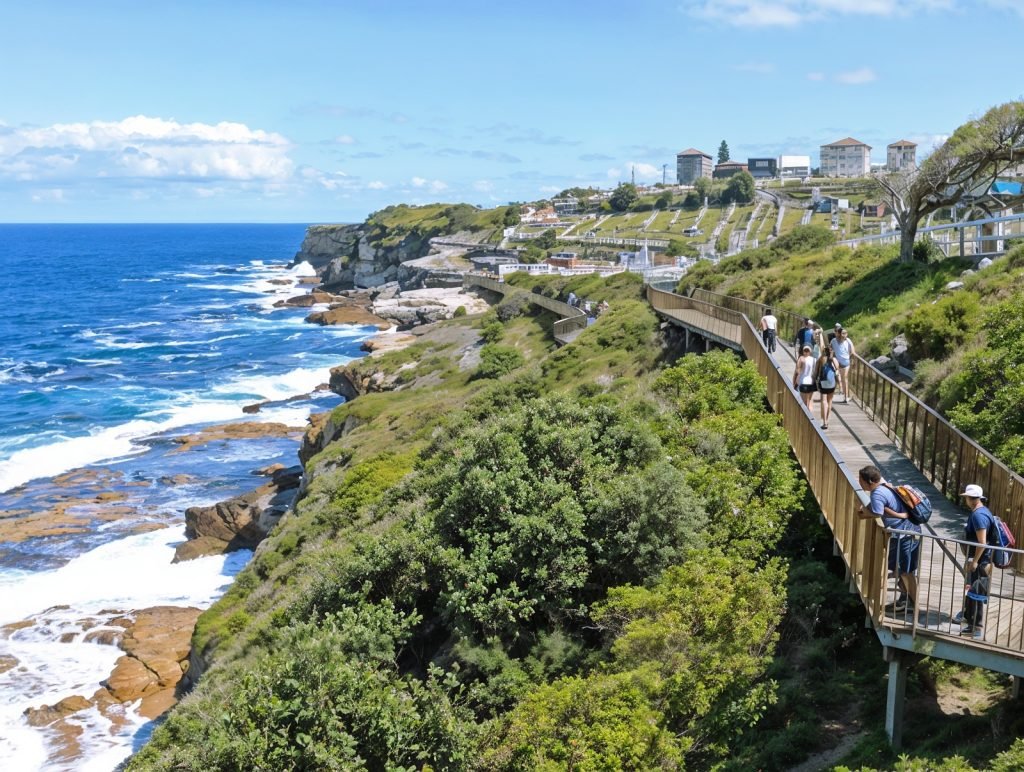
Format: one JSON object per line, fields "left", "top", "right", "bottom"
{"left": 793, "top": 345, "right": 816, "bottom": 409}
{"left": 815, "top": 348, "right": 838, "bottom": 428}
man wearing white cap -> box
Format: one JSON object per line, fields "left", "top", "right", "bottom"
{"left": 958, "top": 484, "right": 995, "bottom": 639}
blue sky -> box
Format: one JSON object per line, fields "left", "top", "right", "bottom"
{"left": 1, "top": 0, "right": 1021, "bottom": 222}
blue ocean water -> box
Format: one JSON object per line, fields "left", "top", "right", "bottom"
{"left": 0, "top": 224, "right": 375, "bottom": 769}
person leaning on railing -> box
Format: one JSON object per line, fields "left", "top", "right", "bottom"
{"left": 856, "top": 465, "right": 920, "bottom": 616}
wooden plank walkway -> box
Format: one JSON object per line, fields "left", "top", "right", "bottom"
{"left": 658, "top": 297, "right": 1024, "bottom": 661}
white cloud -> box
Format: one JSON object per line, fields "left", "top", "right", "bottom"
{"left": 30, "top": 188, "right": 65, "bottom": 203}
{"left": 682, "top": 0, "right": 953, "bottom": 26}
{"left": 367, "top": 180, "right": 387, "bottom": 190}
{"left": 0, "top": 115, "right": 293, "bottom": 183}
{"left": 835, "top": 67, "right": 878, "bottom": 84}
{"left": 334, "top": 134, "right": 356, "bottom": 144}
{"left": 410, "top": 176, "right": 447, "bottom": 193}
{"left": 983, "top": 0, "right": 1024, "bottom": 14}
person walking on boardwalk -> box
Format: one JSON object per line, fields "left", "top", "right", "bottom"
{"left": 760, "top": 307, "right": 778, "bottom": 353}
{"left": 793, "top": 345, "right": 817, "bottom": 409}
{"left": 958, "top": 484, "right": 995, "bottom": 639}
{"left": 795, "top": 318, "right": 814, "bottom": 351}
{"left": 830, "top": 326, "right": 855, "bottom": 403}
{"left": 815, "top": 347, "right": 839, "bottom": 429}
{"left": 856, "top": 465, "right": 920, "bottom": 615}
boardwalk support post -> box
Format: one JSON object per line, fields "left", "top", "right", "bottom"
{"left": 883, "top": 647, "right": 908, "bottom": 749}
{"left": 1014, "top": 676, "right": 1022, "bottom": 700}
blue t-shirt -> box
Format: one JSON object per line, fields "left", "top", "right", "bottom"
{"left": 870, "top": 485, "right": 921, "bottom": 533}
{"left": 965, "top": 505, "right": 995, "bottom": 563}
{"left": 796, "top": 327, "right": 814, "bottom": 347}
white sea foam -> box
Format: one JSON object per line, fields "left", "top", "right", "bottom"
{"left": 0, "top": 528, "right": 251, "bottom": 770}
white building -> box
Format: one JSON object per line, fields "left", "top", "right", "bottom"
{"left": 778, "top": 155, "right": 811, "bottom": 178}
{"left": 820, "top": 138, "right": 872, "bottom": 178}
{"left": 886, "top": 140, "right": 917, "bottom": 172}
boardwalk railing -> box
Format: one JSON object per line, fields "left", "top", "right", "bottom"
{"left": 647, "top": 285, "right": 891, "bottom": 625}
{"left": 464, "top": 272, "right": 587, "bottom": 344}
{"left": 648, "top": 284, "right": 1024, "bottom": 658}
{"left": 686, "top": 288, "right": 1024, "bottom": 568}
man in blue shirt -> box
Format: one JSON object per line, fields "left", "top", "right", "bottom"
{"left": 958, "top": 483, "right": 995, "bottom": 639}
{"left": 857, "top": 465, "right": 921, "bottom": 615}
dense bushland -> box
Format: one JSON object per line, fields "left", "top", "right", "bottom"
{"left": 130, "top": 272, "right": 809, "bottom": 770}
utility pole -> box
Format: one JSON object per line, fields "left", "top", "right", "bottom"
{"left": 631, "top": 165, "right": 635, "bottom": 186}
{"left": 662, "top": 164, "right": 667, "bottom": 185}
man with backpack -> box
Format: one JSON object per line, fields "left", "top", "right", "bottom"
{"left": 957, "top": 484, "right": 995, "bottom": 639}
{"left": 857, "top": 465, "right": 920, "bottom": 615}
{"left": 795, "top": 318, "right": 814, "bottom": 351}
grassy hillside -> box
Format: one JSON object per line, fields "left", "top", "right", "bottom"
{"left": 681, "top": 227, "right": 1024, "bottom": 475}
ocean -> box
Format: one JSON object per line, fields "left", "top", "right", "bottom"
{"left": 0, "top": 224, "right": 375, "bottom": 769}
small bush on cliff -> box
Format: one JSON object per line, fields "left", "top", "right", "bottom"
{"left": 480, "top": 319, "right": 504, "bottom": 344}
{"left": 476, "top": 344, "right": 525, "bottom": 379}
{"left": 902, "top": 291, "right": 982, "bottom": 360}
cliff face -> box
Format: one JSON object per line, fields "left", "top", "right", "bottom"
{"left": 292, "top": 223, "right": 440, "bottom": 290}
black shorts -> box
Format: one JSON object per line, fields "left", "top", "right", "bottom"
{"left": 798, "top": 384, "right": 816, "bottom": 394}
{"left": 818, "top": 386, "right": 836, "bottom": 395}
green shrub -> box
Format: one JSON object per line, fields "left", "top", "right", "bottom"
{"left": 773, "top": 224, "right": 836, "bottom": 253}
{"left": 476, "top": 344, "right": 525, "bottom": 379}
{"left": 480, "top": 320, "right": 505, "bottom": 344}
{"left": 453, "top": 305, "right": 467, "bottom": 317}
{"left": 902, "top": 291, "right": 982, "bottom": 360}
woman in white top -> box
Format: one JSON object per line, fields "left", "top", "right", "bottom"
{"left": 830, "top": 327, "right": 855, "bottom": 403}
{"left": 792, "top": 345, "right": 816, "bottom": 409}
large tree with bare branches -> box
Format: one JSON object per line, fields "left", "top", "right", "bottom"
{"left": 874, "top": 100, "right": 1024, "bottom": 262}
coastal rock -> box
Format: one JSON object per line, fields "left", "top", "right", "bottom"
{"left": 0, "top": 654, "right": 18, "bottom": 674}
{"left": 24, "top": 695, "right": 92, "bottom": 727}
{"left": 173, "top": 468, "right": 301, "bottom": 561}
{"left": 253, "top": 463, "right": 286, "bottom": 476}
{"left": 978, "top": 257, "right": 993, "bottom": 269}
{"left": 305, "top": 306, "right": 392, "bottom": 329}
{"left": 361, "top": 332, "right": 419, "bottom": 356}
{"left": 371, "top": 288, "right": 488, "bottom": 329}
{"left": 171, "top": 421, "right": 301, "bottom": 453}
{"left": 102, "top": 606, "right": 201, "bottom": 717}
{"left": 890, "top": 333, "right": 914, "bottom": 369}
{"left": 273, "top": 290, "right": 339, "bottom": 308}
{"left": 945, "top": 280, "right": 965, "bottom": 291}
{"left": 371, "top": 281, "right": 401, "bottom": 301}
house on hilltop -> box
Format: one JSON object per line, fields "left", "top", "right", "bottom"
{"left": 676, "top": 148, "right": 713, "bottom": 185}
{"left": 820, "top": 137, "right": 872, "bottom": 178}
{"left": 713, "top": 161, "right": 748, "bottom": 179}
{"left": 887, "top": 140, "right": 917, "bottom": 172}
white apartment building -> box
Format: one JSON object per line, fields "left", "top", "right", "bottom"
{"left": 778, "top": 155, "right": 811, "bottom": 178}
{"left": 820, "top": 137, "right": 872, "bottom": 178}
{"left": 886, "top": 140, "right": 917, "bottom": 172}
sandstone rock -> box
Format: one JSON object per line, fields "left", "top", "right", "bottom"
{"left": 24, "top": 695, "right": 92, "bottom": 727}
{"left": 978, "top": 257, "right": 993, "bottom": 269}
{"left": 171, "top": 422, "right": 300, "bottom": 453}
{"left": 172, "top": 535, "right": 232, "bottom": 562}
{"left": 361, "top": 333, "right": 419, "bottom": 356}
{"left": 159, "top": 474, "right": 194, "bottom": 486}
{"left": 305, "top": 306, "right": 392, "bottom": 329}
{"left": 268, "top": 278, "right": 292, "bottom": 285}
{"left": 242, "top": 403, "right": 261, "bottom": 414}
{"left": 174, "top": 471, "right": 299, "bottom": 562}
{"left": 253, "top": 463, "right": 287, "bottom": 476}
{"left": 103, "top": 656, "right": 155, "bottom": 703}
{"left": 0, "top": 654, "right": 18, "bottom": 674}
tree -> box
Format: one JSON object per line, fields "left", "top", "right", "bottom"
{"left": 873, "top": 100, "right": 1024, "bottom": 262}
{"left": 666, "top": 238, "right": 687, "bottom": 257}
{"left": 609, "top": 182, "right": 639, "bottom": 212}
{"left": 502, "top": 205, "right": 520, "bottom": 227}
{"left": 655, "top": 191, "right": 673, "bottom": 210}
{"left": 718, "top": 140, "right": 730, "bottom": 164}
{"left": 535, "top": 228, "right": 557, "bottom": 249}
{"left": 694, "top": 176, "right": 711, "bottom": 203}
{"left": 723, "top": 171, "right": 756, "bottom": 204}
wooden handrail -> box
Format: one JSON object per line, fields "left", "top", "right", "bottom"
{"left": 647, "top": 284, "right": 889, "bottom": 624}
{"left": 685, "top": 287, "right": 1024, "bottom": 570}
{"left": 463, "top": 272, "right": 588, "bottom": 343}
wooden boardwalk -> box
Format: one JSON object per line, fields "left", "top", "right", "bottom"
{"left": 646, "top": 285, "right": 1024, "bottom": 684}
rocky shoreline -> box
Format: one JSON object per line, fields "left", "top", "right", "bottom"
{"left": 10, "top": 224, "right": 496, "bottom": 767}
